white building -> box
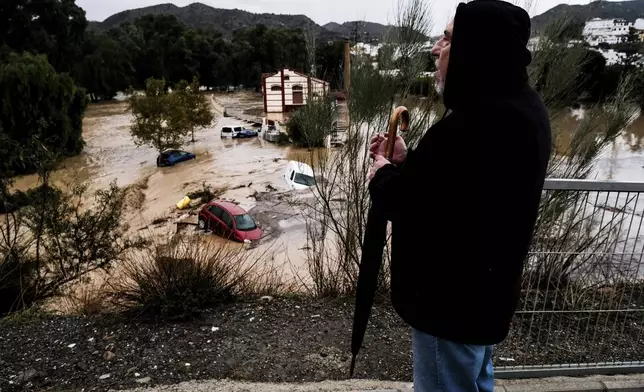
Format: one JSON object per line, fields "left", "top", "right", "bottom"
{"left": 262, "top": 69, "right": 329, "bottom": 114}
{"left": 353, "top": 42, "right": 381, "bottom": 58}
{"left": 591, "top": 48, "right": 628, "bottom": 65}
{"left": 583, "top": 18, "right": 632, "bottom": 46}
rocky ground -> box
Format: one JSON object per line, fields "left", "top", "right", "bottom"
{"left": 2, "top": 297, "right": 644, "bottom": 392}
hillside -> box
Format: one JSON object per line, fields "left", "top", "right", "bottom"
{"left": 322, "top": 21, "right": 426, "bottom": 42}
{"left": 532, "top": 0, "right": 644, "bottom": 33}
{"left": 97, "top": 2, "right": 325, "bottom": 36}
{"left": 93, "top": 3, "right": 427, "bottom": 41}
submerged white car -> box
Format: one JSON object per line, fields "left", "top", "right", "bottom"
{"left": 221, "top": 125, "right": 245, "bottom": 138}
{"left": 284, "top": 161, "right": 316, "bottom": 190}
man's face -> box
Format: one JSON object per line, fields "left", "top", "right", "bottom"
{"left": 431, "top": 19, "right": 453, "bottom": 94}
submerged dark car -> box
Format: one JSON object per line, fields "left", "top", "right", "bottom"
{"left": 156, "top": 150, "right": 196, "bottom": 167}
{"left": 198, "top": 201, "right": 263, "bottom": 242}
{"left": 236, "top": 128, "right": 258, "bottom": 138}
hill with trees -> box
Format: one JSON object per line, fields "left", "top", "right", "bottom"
{"left": 95, "top": 2, "right": 325, "bottom": 36}
{"left": 91, "top": 3, "right": 425, "bottom": 42}
{"left": 322, "top": 21, "right": 415, "bottom": 42}
{"left": 532, "top": 0, "right": 644, "bottom": 33}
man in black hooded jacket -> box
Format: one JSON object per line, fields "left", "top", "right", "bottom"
{"left": 368, "top": 1, "right": 551, "bottom": 391}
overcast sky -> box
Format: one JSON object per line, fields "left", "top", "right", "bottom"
{"left": 77, "top": 0, "right": 592, "bottom": 34}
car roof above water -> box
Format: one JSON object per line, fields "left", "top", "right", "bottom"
{"left": 286, "top": 161, "right": 314, "bottom": 176}
{"left": 208, "top": 200, "right": 247, "bottom": 216}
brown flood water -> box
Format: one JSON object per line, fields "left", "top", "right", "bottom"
{"left": 10, "top": 95, "right": 644, "bottom": 283}
{"left": 12, "top": 94, "right": 316, "bottom": 278}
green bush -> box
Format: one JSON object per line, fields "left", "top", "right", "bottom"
{"left": 285, "top": 96, "right": 336, "bottom": 148}
{"left": 0, "top": 52, "right": 87, "bottom": 175}
{"left": 0, "top": 182, "right": 146, "bottom": 316}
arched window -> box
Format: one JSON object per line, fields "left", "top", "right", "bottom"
{"left": 271, "top": 85, "right": 282, "bottom": 92}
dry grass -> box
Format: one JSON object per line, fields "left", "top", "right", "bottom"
{"left": 59, "top": 279, "right": 110, "bottom": 316}
{"left": 109, "top": 235, "right": 291, "bottom": 320}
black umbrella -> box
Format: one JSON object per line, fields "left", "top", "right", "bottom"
{"left": 350, "top": 106, "right": 409, "bottom": 377}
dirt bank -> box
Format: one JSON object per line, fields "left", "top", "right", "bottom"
{"left": 3, "top": 297, "right": 644, "bottom": 392}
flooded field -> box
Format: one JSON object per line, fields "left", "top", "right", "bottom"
{"left": 9, "top": 92, "right": 644, "bottom": 287}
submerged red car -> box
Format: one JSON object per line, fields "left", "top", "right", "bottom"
{"left": 198, "top": 201, "right": 263, "bottom": 242}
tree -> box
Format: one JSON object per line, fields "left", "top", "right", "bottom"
{"left": 173, "top": 78, "right": 216, "bottom": 143}
{"left": 231, "top": 25, "right": 308, "bottom": 88}
{"left": 129, "top": 78, "right": 214, "bottom": 153}
{"left": 286, "top": 96, "right": 336, "bottom": 147}
{"left": 612, "top": 42, "right": 643, "bottom": 68}
{"left": 316, "top": 41, "right": 345, "bottom": 91}
{"left": 75, "top": 31, "right": 133, "bottom": 101}
{"left": 0, "top": 0, "right": 87, "bottom": 73}
{"left": 627, "top": 27, "right": 640, "bottom": 43}
{"left": 0, "top": 52, "right": 87, "bottom": 174}
{"left": 110, "top": 15, "right": 197, "bottom": 88}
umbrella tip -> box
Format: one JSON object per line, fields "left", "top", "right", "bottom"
{"left": 349, "top": 355, "right": 357, "bottom": 378}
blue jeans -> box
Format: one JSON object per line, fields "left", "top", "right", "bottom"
{"left": 412, "top": 328, "right": 494, "bottom": 392}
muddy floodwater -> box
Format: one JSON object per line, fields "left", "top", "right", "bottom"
{"left": 10, "top": 93, "right": 644, "bottom": 283}
{"left": 12, "top": 93, "right": 318, "bottom": 279}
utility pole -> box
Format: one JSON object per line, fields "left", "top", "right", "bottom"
{"left": 344, "top": 40, "right": 351, "bottom": 94}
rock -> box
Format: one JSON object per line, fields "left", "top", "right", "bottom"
{"left": 103, "top": 351, "right": 116, "bottom": 361}
{"left": 126, "top": 367, "right": 137, "bottom": 375}
{"left": 260, "top": 295, "right": 274, "bottom": 302}
{"left": 92, "top": 350, "right": 99, "bottom": 355}
{"left": 99, "top": 374, "right": 111, "bottom": 380}
{"left": 16, "top": 369, "right": 38, "bottom": 384}
{"left": 136, "top": 376, "right": 151, "bottom": 384}
{"left": 67, "top": 343, "right": 76, "bottom": 349}
{"left": 76, "top": 362, "right": 88, "bottom": 371}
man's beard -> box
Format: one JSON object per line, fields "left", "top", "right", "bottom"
{"left": 434, "top": 60, "right": 444, "bottom": 95}
{"left": 435, "top": 80, "right": 444, "bottom": 95}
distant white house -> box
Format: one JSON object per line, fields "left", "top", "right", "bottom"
{"left": 353, "top": 42, "right": 381, "bottom": 57}
{"left": 262, "top": 69, "right": 329, "bottom": 114}
{"left": 583, "top": 18, "right": 634, "bottom": 46}
{"left": 591, "top": 48, "right": 628, "bottom": 65}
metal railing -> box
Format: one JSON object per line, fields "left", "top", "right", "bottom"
{"left": 498, "top": 179, "right": 644, "bottom": 378}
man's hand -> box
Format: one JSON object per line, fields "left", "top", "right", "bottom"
{"left": 369, "top": 134, "right": 407, "bottom": 165}
{"left": 369, "top": 154, "right": 391, "bottom": 179}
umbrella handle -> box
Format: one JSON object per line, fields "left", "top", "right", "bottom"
{"left": 385, "top": 106, "right": 410, "bottom": 160}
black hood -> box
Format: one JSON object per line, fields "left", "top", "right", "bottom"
{"left": 444, "top": 0, "right": 532, "bottom": 111}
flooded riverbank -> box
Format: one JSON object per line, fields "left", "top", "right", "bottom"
{"left": 9, "top": 93, "right": 644, "bottom": 287}
{"left": 10, "top": 94, "right": 319, "bottom": 280}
